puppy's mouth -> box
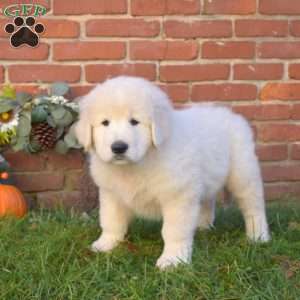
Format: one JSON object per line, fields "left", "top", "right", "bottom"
{"left": 112, "top": 154, "right": 130, "bottom": 164}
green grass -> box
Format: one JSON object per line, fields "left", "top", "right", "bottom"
{"left": 1, "top": 202, "right": 300, "bottom": 300}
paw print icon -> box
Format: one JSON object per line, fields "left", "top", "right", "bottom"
{"left": 5, "top": 16, "right": 44, "bottom": 48}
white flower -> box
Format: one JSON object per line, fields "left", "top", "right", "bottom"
{"left": 0, "top": 110, "right": 19, "bottom": 132}
{"left": 33, "top": 98, "right": 41, "bottom": 105}
{"left": 33, "top": 95, "right": 79, "bottom": 111}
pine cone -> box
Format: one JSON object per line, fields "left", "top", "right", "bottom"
{"left": 31, "top": 123, "right": 57, "bottom": 150}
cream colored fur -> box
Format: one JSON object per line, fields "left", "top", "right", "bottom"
{"left": 75, "top": 76, "right": 270, "bottom": 269}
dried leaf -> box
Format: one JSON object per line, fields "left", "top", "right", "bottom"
{"left": 288, "top": 222, "right": 300, "bottom": 231}
{"left": 272, "top": 255, "right": 300, "bottom": 279}
{"left": 123, "top": 240, "right": 139, "bottom": 253}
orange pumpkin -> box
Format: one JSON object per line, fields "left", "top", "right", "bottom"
{"left": 0, "top": 184, "right": 27, "bottom": 218}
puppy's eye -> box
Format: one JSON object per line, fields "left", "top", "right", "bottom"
{"left": 101, "top": 120, "right": 110, "bottom": 126}
{"left": 130, "top": 118, "right": 139, "bottom": 126}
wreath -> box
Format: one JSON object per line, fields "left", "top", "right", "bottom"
{"left": 0, "top": 82, "right": 81, "bottom": 154}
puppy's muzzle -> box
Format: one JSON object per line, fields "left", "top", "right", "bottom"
{"left": 111, "top": 141, "right": 129, "bottom": 155}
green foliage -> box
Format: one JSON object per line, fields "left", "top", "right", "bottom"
{"left": 16, "top": 92, "right": 32, "bottom": 106}
{"left": 64, "top": 129, "right": 81, "bottom": 149}
{"left": 55, "top": 140, "right": 69, "bottom": 154}
{"left": 0, "top": 154, "right": 10, "bottom": 172}
{"left": 0, "top": 85, "right": 16, "bottom": 100}
{"left": 50, "top": 82, "right": 70, "bottom": 96}
{"left": 50, "top": 106, "right": 74, "bottom": 127}
{"left": 17, "top": 111, "right": 32, "bottom": 137}
{"left": 25, "top": 140, "right": 42, "bottom": 153}
{"left": 31, "top": 105, "right": 48, "bottom": 123}
{"left": 0, "top": 99, "right": 18, "bottom": 113}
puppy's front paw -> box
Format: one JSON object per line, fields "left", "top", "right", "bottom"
{"left": 248, "top": 229, "right": 270, "bottom": 242}
{"left": 156, "top": 244, "right": 192, "bottom": 270}
{"left": 90, "top": 234, "right": 122, "bottom": 252}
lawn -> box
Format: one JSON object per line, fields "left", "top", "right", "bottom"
{"left": 1, "top": 202, "right": 300, "bottom": 300}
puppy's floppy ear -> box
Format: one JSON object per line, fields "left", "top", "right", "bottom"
{"left": 74, "top": 116, "right": 92, "bottom": 152}
{"left": 151, "top": 105, "right": 171, "bottom": 148}
{"left": 74, "top": 95, "right": 93, "bottom": 152}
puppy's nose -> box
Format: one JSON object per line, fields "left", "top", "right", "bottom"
{"left": 111, "top": 141, "right": 128, "bottom": 154}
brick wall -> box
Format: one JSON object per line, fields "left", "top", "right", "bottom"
{"left": 1, "top": 0, "right": 300, "bottom": 208}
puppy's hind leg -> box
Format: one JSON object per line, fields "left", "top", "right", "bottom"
{"left": 198, "top": 197, "right": 216, "bottom": 230}
{"left": 227, "top": 170, "right": 270, "bottom": 241}
{"left": 91, "top": 189, "right": 133, "bottom": 252}
{"left": 227, "top": 139, "right": 270, "bottom": 242}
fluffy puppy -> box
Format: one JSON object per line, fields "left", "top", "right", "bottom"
{"left": 75, "top": 76, "right": 270, "bottom": 269}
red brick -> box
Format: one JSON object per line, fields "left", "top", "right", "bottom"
{"left": 202, "top": 41, "right": 255, "bottom": 59}
{"left": 0, "top": 85, "right": 42, "bottom": 95}
{"left": 45, "top": 151, "right": 84, "bottom": 171}
{"left": 265, "top": 183, "right": 300, "bottom": 200}
{"left": 53, "top": 42, "right": 125, "bottom": 61}
{"left": 158, "top": 84, "right": 189, "bottom": 102}
{"left": 191, "top": 84, "right": 257, "bottom": 101}
{"left": 204, "top": 0, "right": 256, "bottom": 14}
{"left": 291, "top": 144, "right": 300, "bottom": 160}
{"left": 130, "top": 41, "right": 198, "bottom": 61}
{"left": 65, "top": 171, "right": 84, "bottom": 191}
{"left": 8, "top": 65, "right": 81, "bottom": 83}
{"left": 0, "top": 0, "right": 49, "bottom": 7}
{"left": 164, "top": 20, "right": 232, "bottom": 38}
{"left": 0, "top": 66, "right": 3, "bottom": 83}
{"left": 234, "top": 64, "right": 283, "bottom": 80}
{"left": 42, "top": 20, "right": 80, "bottom": 38}
{"left": 37, "top": 191, "right": 88, "bottom": 211}
{"left": 0, "top": 42, "right": 49, "bottom": 60}
{"left": 235, "top": 20, "right": 288, "bottom": 37}
{"left": 53, "top": 0, "right": 127, "bottom": 15}
{"left": 232, "top": 104, "right": 291, "bottom": 121}
{"left": 0, "top": 19, "right": 9, "bottom": 37}
{"left": 289, "top": 64, "right": 300, "bottom": 80}
{"left": 290, "top": 21, "right": 300, "bottom": 37}
{"left": 0, "top": 0, "right": 50, "bottom": 13}
{"left": 131, "top": 0, "right": 200, "bottom": 15}
{"left": 85, "top": 64, "right": 156, "bottom": 83}
{"left": 260, "top": 83, "right": 300, "bottom": 101}
{"left": 259, "top": 0, "right": 300, "bottom": 15}
{"left": 3, "top": 151, "right": 45, "bottom": 171}
{"left": 255, "top": 144, "right": 288, "bottom": 161}
{"left": 86, "top": 19, "right": 160, "bottom": 37}
{"left": 14, "top": 173, "right": 64, "bottom": 192}
{"left": 258, "top": 42, "right": 300, "bottom": 59}
{"left": 291, "top": 104, "right": 300, "bottom": 120}
{"left": 70, "top": 85, "right": 95, "bottom": 99}
{"left": 262, "top": 165, "right": 300, "bottom": 182}
{"left": 160, "top": 64, "right": 229, "bottom": 82}
{"left": 258, "top": 124, "right": 300, "bottom": 142}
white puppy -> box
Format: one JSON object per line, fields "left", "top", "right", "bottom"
{"left": 75, "top": 76, "right": 270, "bottom": 269}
